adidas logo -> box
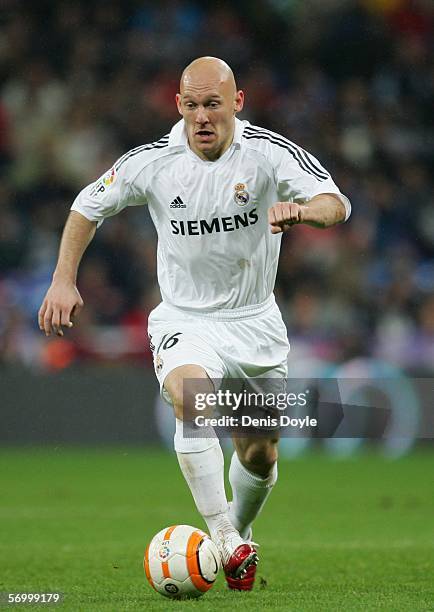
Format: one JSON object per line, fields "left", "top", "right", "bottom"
{"left": 170, "top": 196, "right": 186, "bottom": 208}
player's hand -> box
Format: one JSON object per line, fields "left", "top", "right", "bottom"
{"left": 268, "top": 202, "right": 306, "bottom": 234}
{"left": 38, "top": 280, "right": 84, "bottom": 337}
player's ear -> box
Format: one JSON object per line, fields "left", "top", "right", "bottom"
{"left": 234, "top": 90, "right": 244, "bottom": 114}
{"left": 175, "top": 93, "right": 183, "bottom": 116}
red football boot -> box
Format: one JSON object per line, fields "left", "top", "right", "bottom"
{"left": 225, "top": 552, "right": 258, "bottom": 590}
{"left": 214, "top": 525, "right": 258, "bottom": 580}
{"left": 223, "top": 542, "right": 258, "bottom": 579}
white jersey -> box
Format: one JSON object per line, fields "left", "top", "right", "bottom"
{"left": 71, "top": 118, "right": 351, "bottom": 312}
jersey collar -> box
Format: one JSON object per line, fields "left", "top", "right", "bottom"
{"left": 168, "top": 117, "right": 245, "bottom": 150}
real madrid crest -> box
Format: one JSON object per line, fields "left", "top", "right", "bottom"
{"left": 234, "top": 183, "right": 249, "bottom": 206}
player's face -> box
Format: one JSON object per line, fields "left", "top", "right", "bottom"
{"left": 176, "top": 78, "right": 244, "bottom": 161}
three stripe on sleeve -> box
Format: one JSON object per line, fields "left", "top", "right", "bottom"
{"left": 243, "top": 125, "right": 330, "bottom": 182}
{"left": 115, "top": 135, "right": 170, "bottom": 172}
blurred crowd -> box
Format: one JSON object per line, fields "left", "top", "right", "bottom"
{"left": 0, "top": 0, "right": 433, "bottom": 373}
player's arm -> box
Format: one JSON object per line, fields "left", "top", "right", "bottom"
{"left": 38, "top": 150, "right": 149, "bottom": 337}
{"left": 271, "top": 137, "right": 351, "bottom": 234}
{"left": 268, "top": 193, "right": 346, "bottom": 234}
{"left": 38, "top": 211, "right": 96, "bottom": 336}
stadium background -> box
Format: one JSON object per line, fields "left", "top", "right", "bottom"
{"left": 0, "top": 0, "right": 432, "bottom": 445}
{"left": 0, "top": 1, "right": 433, "bottom": 610}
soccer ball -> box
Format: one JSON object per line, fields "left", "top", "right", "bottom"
{"left": 144, "top": 524, "right": 220, "bottom": 599}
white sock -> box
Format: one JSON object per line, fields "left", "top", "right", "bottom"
{"left": 228, "top": 451, "right": 278, "bottom": 540}
{"left": 176, "top": 434, "right": 235, "bottom": 540}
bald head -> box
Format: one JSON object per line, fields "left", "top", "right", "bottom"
{"left": 180, "top": 56, "right": 237, "bottom": 96}
{"left": 176, "top": 56, "right": 244, "bottom": 162}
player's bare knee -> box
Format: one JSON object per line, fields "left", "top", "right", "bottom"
{"left": 164, "top": 365, "right": 213, "bottom": 421}
{"left": 241, "top": 439, "right": 278, "bottom": 476}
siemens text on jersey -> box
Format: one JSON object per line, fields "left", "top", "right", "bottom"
{"left": 170, "top": 209, "right": 258, "bottom": 236}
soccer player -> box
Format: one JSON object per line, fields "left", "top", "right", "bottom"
{"left": 38, "top": 57, "right": 351, "bottom": 590}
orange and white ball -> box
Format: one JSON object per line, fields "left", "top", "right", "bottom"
{"left": 144, "top": 525, "right": 220, "bottom": 599}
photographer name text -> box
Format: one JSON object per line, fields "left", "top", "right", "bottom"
{"left": 194, "top": 415, "right": 317, "bottom": 428}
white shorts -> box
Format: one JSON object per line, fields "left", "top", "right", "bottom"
{"left": 148, "top": 295, "right": 290, "bottom": 405}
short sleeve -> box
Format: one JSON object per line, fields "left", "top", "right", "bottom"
{"left": 70, "top": 155, "right": 146, "bottom": 227}
{"left": 276, "top": 146, "right": 351, "bottom": 221}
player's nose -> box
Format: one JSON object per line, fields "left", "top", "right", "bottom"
{"left": 195, "top": 106, "right": 209, "bottom": 125}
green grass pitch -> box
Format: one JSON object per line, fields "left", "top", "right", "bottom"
{"left": 1, "top": 447, "right": 433, "bottom": 611}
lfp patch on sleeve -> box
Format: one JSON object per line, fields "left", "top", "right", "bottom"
{"left": 90, "top": 166, "right": 117, "bottom": 198}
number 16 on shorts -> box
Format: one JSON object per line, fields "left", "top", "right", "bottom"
{"left": 150, "top": 332, "right": 183, "bottom": 374}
